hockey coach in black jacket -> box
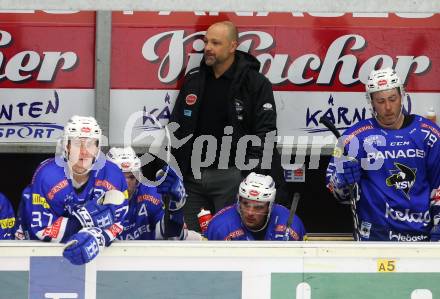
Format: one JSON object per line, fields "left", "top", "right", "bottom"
{"left": 169, "top": 20, "right": 277, "bottom": 231}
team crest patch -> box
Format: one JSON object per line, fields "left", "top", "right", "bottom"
{"left": 386, "top": 162, "right": 416, "bottom": 199}
{"left": 184, "top": 109, "right": 192, "bottom": 117}
{"left": 262, "top": 103, "right": 273, "bottom": 110}
{"left": 185, "top": 94, "right": 197, "bottom": 105}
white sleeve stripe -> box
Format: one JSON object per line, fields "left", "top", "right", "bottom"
{"left": 54, "top": 217, "right": 69, "bottom": 242}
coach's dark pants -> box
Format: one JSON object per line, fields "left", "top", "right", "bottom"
{"left": 183, "top": 167, "right": 242, "bottom": 232}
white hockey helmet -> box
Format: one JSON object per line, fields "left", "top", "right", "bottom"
{"left": 63, "top": 115, "right": 102, "bottom": 157}
{"left": 106, "top": 146, "right": 141, "bottom": 173}
{"left": 238, "top": 172, "right": 276, "bottom": 204}
{"left": 64, "top": 115, "right": 101, "bottom": 142}
{"left": 365, "top": 68, "right": 405, "bottom": 104}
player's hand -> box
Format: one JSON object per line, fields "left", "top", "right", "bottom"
{"left": 335, "top": 159, "right": 361, "bottom": 188}
{"left": 72, "top": 190, "right": 125, "bottom": 229}
{"left": 63, "top": 227, "right": 104, "bottom": 265}
{"left": 156, "top": 166, "right": 186, "bottom": 211}
{"left": 430, "top": 212, "right": 440, "bottom": 241}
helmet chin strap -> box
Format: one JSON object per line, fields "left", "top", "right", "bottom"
{"left": 237, "top": 202, "right": 273, "bottom": 233}
{"left": 66, "top": 153, "right": 97, "bottom": 179}
{"left": 246, "top": 215, "right": 270, "bottom": 233}
{"left": 63, "top": 138, "right": 101, "bottom": 179}
{"left": 68, "top": 166, "right": 91, "bottom": 189}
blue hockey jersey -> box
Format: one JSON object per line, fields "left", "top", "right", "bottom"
{"left": 327, "top": 115, "right": 440, "bottom": 241}
{"left": 23, "top": 157, "right": 128, "bottom": 244}
{"left": 206, "top": 204, "right": 306, "bottom": 241}
{"left": 0, "top": 192, "right": 15, "bottom": 240}
{"left": 117, "top": 183, "right": 185, "bottom": 240}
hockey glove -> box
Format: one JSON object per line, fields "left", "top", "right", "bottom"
{"left": 431, "top": 225, "right": 440, "bottom": 241}
{"left": 63, "top": 227, "right": 105, "bottom": 265}
{"left": 334, "top": 159, "right": 361, "bottom": 189}
{"left": 156, "top": 167, "right": 186, "bottom": 211}
{"left": 72, "top": 190, "right": 126, "bottom": 229}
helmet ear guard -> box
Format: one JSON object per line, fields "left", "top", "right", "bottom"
{"left": 106, "top": 146, "right": 141, "bottom": 173}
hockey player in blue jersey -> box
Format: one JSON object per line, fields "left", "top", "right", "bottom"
{"left": 22, "top": 115, "right": 129, "bottom": 264}
{"left": 0, "top": 192, "right": 15, "bottom": 240}
{"left": 106, "top": 147, "right": 186, "bottom": 240}
{"left": 326, "top": 68, "right": 440, "bottom": 241}
{"left": 14, "top": 185, "right": 30, "bottom": 240}
{"left": 206, "top": 172, "right": 306, "bottom": 241}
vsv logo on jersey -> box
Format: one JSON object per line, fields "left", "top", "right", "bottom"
{"left": 386, "top": 162, "right": 416, "bottom": 199}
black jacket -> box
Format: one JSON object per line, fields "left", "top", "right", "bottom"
{"left": 170, "top": 50, "right": 277, "bottom": 176}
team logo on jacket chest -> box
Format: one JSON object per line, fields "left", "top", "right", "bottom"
{"left": 385, "top": 162, "right": 416, "bottom": 199}
{"left": 235, "top": 99, "right": 244, "bottom": 121}
{"left": 185, "top": 94, "right": 197, "bottom": 106}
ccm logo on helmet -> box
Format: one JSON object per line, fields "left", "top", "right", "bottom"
{"left": 81, "top": 127, "right": 91, "bottom": 133}
{"left": 249, "top": 190, "right": 260, "bottom": 197}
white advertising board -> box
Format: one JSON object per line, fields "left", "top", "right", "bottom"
{"left": 1, "top": 242, "right": 440, "bottom": 299}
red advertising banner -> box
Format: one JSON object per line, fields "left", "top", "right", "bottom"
{"left": 111, "top": 12, "right": 440, "bottom": 92}
{"left": 0, "top": 11, "right": 95, "bottom": 143}
{"left": 1, "top": 11, "right": 439, "bottom": 145}
{"left": 0, "top": 11, "right": 95, "bottom": 89}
